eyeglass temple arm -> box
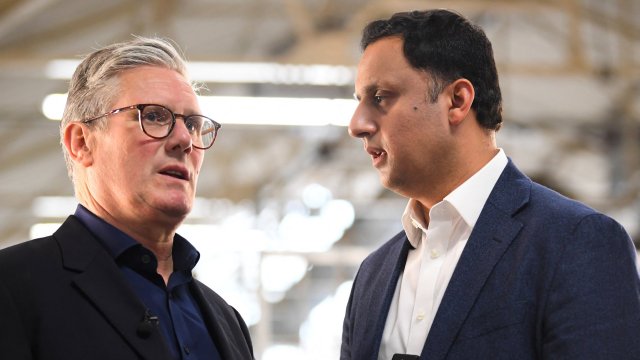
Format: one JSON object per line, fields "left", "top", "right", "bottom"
{"left": 201, "top": 127, "right": 217, "bottom": 135}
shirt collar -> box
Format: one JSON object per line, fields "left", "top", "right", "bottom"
{"left": 401, "top": 199, "right": 427, "bottom": 248}
{"left": 445, "top": 149, "right": 508, "bottom": 229}
{"left": 74, "top": 204, "right": 200, "bottom": 271}
{"left": 401, "top": 149, "right": 508, "bottom": 247}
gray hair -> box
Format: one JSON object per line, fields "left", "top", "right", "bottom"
{"left": 60, "top": 36, "right": 192, "bottom": 180}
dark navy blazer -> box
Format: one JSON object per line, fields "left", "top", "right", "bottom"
{"left": 341, "top": 160, "right": 640, "bottom": 359}
{"left": 0, "top": 216, "right": 254, "bottom": 360}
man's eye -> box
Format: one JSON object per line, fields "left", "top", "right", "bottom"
{"left": 143, "top": 112, "right": 162, "bottom": 122}
{"left": 373, "top": 95, "right": 384, "bottom": 104}
{"left": 185, "top": 118, "right": 204, "bottom": 133}
{"left": 142, "top": 111, "right": 170, "bottom": 124}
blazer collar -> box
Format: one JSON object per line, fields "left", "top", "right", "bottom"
{"left": 54, "top": 216, "right": 173, "bottom": 360}
{"left": 357, "top": 232, "right": 413, "bottom": 360}
{"left": 421, "top": 159, "right": 531, "bottom": 359}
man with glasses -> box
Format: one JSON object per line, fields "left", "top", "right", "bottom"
{"left": 0, "top": 37, "right": 253, "bottom": 360}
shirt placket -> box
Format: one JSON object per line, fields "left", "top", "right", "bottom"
{"left": 406, "top": 216, "right": 450, "bottom": 354}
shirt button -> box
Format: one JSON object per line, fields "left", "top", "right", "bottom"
{"left": 141, "top": 254, "right": 151, "bottom": 264}
{"left": 417, "top": 310, "right": 425, "bottom": 321}
{"left": 430, "top": 249, "right": 440, "bottom": 259}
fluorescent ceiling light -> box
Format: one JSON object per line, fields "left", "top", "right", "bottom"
{"left": 42, "top": 93, "right": 67, "bottom": 121}
{"left": 190, "top": 62, "right": 354, "bottom": 86}
{"left": 30, "top": 223, "right": 63, "bottom": 239}
{"left": 199, "top": 96, "right": 355, "bottom": 126}
{"left": 42, "top": 94, "right": 356, "bottom": 127}
{"left": 32, "top": 196, "right": 78, "bottom": 218}
{"left": 45, "top": 60, "right": 355, "bottom": 86}
{"left": 44, "top": 60, "right": 79, "bottom": 79}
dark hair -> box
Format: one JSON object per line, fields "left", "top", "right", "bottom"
{"left": 361, "top": 9, "right": 502, "bottom": 130}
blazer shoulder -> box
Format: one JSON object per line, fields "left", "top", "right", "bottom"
{"left": 0, "top": 215, "right": 100, "bottom": 275}
{"left": 495, "top": 161, "right": 596, "bottom": 221}
{"left": 528, "top": 181, "right": 602, "bottom": 221}
{"left": 0, "top": 235, "right": 59, "bottom": 271}
{"left": 519, "top": 180, "right": 632, "bottom": 256}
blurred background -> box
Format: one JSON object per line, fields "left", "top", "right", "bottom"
{"left": 0, "top": 0, "right": 639, "bottom": 358}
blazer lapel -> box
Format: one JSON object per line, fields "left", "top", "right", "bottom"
{"left": 421, "top": 161, "right": 531, "bottom": 360}
{"left": 55, "top": 217, "right": 172, "bottom": 360}
{"left": 190, "top": 281, "right": 249, "bottom": 359}
{"left": 366, "top": 234, "right": 413, "bottom": 359}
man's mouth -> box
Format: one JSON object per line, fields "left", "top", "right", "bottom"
{"left": 370, "top": 150, "right": 383, "bottom": 158}
{"left": 159, "top": 169, "right": 188, "bottom": 180}
{"left": 366, "top": 147, "right": 385, "bottom": 158}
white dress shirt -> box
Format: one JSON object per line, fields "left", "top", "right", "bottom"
{"left": 378, "top": 149, "right": 508, "bottom": 359}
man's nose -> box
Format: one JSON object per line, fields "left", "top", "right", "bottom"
{"left": 348, "top": 104, "right": 376, "bottom": 139}
{"left": 168, "top": 116, "right": 193, "bottom": 152}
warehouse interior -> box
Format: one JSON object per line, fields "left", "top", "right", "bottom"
{"left": 0, "top": 0, "right": 639, "bottom": 358}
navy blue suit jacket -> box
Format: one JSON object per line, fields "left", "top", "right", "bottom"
{"left": 0, "top": 216, "right": 254, "bottom": 360}
{"left": 341, "top": 160, "right": 640, "bottom": 359}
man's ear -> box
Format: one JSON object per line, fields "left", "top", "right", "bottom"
{"left": 447, "top": 78, "right": 475, "bottom": 126}
{"left": 63, "top": 123, "right": 94, "bottom": 168}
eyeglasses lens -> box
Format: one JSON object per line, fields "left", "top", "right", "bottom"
{"left": 139, "top": 105, "right": 216, "bottom": 148}
{"left": 140, "top": 105, "right": 173, "bottom": 137}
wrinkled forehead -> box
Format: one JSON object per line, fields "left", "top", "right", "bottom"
{"left": 111, "top": 66, "right": 200, "bottom": 110}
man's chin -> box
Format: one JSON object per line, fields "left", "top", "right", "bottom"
{"left": 165, "top": 205, "right": 191, "bottom": 218}
{"left": 154, "top": 193, "right": 193, "bottom": 215}
{"left": 153, "top": 201, "right": 192, "bottom": 221}
{"left": 378, "top": 171, "right": 393, "bottom": 189}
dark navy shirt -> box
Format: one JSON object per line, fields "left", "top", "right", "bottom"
{"left": 74, "top": 205, "right": 221, "bottom": 360}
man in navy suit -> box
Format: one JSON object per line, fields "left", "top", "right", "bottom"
{"left": 341, "top": 9, "right": 640, "bottom": 359}
{"left": 0, "top": 37, "right": 253, "bottom": 359}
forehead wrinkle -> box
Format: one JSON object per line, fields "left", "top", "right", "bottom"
{"left": 117, "top": 67, "right": 200, "bottom": 114}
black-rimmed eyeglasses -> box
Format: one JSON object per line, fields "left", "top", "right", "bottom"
{"left": 82, "top": 103, "right": 221, "bottom": 150}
